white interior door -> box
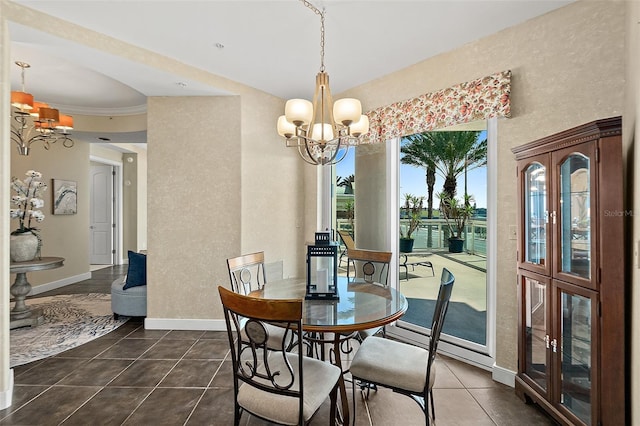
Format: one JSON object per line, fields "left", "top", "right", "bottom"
{"left": 90, "top": 165, "right": 114, "bottom": 264}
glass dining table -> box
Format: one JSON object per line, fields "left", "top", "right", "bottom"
{"left": 251, "top": 275, "right": 408, "bottom": 425}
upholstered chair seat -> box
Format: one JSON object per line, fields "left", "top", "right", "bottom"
{"left": 111, "top": 277, "right": 147, "bottom": 318}
{"left": 237, "top": 353, "right": 341, "bottom": 425}
{"left": 350, "top": 337, "right": 436, "bottom": 393}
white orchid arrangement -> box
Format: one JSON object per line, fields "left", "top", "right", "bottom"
{"left": 10, "top": 170, "right": 47, "bottom": 235}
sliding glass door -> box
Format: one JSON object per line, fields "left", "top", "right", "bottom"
{"left": 390, "top": 119, "right": 496, "bottom": 368}
{"left": 328, "top": 119, "right": 496, "bottom": 367}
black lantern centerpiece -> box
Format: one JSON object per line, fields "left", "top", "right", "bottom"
{"left": 306, "top": 232, "right": 339, "bottom": 300}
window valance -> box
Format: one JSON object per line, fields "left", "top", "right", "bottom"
{"left": 361, "top": 70, "right": 511, "bottom": 144}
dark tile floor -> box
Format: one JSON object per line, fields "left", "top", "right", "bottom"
{"left": 2, "top": 266, "right": 557, "bottom": 425}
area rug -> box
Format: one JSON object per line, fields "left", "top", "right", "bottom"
{"left": 10, "top": 293, "right": 129, "bottom": 368}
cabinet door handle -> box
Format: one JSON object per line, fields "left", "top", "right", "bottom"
{"left": 551, "top": 338, "right": 558, "bottom": 353}
{"left": 544, "top": 334, "right": 550, "bottom": 349}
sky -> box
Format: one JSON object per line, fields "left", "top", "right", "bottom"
{"left": 336, "top": 131, "right": 488, "bottom": 209}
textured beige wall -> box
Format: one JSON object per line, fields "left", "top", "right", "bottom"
{"left": 239, "top": 89, "right": 305, "bottom": 279}
{"left": 122, "top": 153, "right": 138, "bottom": 254}
{"left": 75, "top": 113, "right": 146, "bottom": 134}
{"left": 136, "top": 149, "right": 148, "bottom": 252}
{"left": 147, "top": 96, "right": 241, "bottom": 319}
{"left": 341, "top": 0, "right": 625, "bottom": 372}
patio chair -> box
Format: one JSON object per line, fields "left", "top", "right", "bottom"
{"left": 218, "top": 286, "right": 341, "bottom": 425}
{"left": 349, "top": 268, "right": 455, "bottom": 425}
{"left": 337, "top": 230, "right": 355, "bottom": 269}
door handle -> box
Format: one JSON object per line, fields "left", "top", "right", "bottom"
{"left": 551, "top": 338, "right": 558, "bottom": 353}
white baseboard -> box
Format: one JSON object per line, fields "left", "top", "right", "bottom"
{"left": 492, "top": 363, "right": 516, "bottom": 387}
{"left": 144, "top": 318, "right": 226, "bottom": 331}
{"left": 28, "top": 272, "right": 92, "bottom": 296}
{"left": 0, "top": 369, "right": 14, "bottom": 410}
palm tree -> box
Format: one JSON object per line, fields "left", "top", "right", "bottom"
{"left": 401, "top": 131, "right": 487, "bottom": 205}
{"left": 337, "top": 174, "right": 355, "bottom": 194}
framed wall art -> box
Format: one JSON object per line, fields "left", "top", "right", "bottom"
{"left": 52, "top": 179, "right": 77, "bottom": 215}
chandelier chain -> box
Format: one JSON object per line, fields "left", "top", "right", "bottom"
{"left": 16, "top": 61, "right": 30, "bottom": 92}
{"left": 278, "top": 1, "right": 368, "bottom": 165}
{"left": 300, "top": 0, "right": 325, "bottom": 72}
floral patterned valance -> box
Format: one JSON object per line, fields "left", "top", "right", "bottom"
{"left": 361, "top": 70, "right": 511, "bottom": 144}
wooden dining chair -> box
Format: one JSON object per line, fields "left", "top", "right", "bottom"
{"left": 226, "top": 251, "right": 290, "bottom": 351}
{"left": 345, "top": 248, "right": 393, "bottom": 341}
{"left": 346, "top": 249, "right": 392, "bottom": 286}
{"left": 349, "top": 268, "right": 455, "bottom": 426}
{"left": 227, "top": 251, "right": 267, "bottom": 295}
{"left": 218, "top": 286, "right": 341, "bottom": 426}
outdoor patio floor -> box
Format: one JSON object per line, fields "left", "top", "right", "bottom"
{"left": 340, "top": 250, "right": 489, "bottom": 345}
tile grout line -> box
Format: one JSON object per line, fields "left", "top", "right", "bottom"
{"left": 120, "top": 330, "right": 204, "bottom": 425}
{"left": 182, "top": 345, "right": 232, "bottom": 425}
{"left": 57, "top": 322, "right": 148, "bottom": 425}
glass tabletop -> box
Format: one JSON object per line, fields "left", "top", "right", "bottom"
{"left": 257, "top": 276, "right": 408, "bottom": 333}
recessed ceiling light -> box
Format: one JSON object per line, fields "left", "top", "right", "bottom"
{"left": 215, "top": 43, "right": 224, "bottom": 49}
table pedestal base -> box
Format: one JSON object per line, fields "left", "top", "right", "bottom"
{"left": 10, "top": 307, "right": 44, "bottom": 330}
{"left": 10, "top": 271, "right": 35, "bottom": 321}
{"left": 9, "top": 257, "right": 65, "bottom": 330}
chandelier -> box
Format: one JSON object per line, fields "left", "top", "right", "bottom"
{"left": 277, "top": 0, "right": 369, "bottom": 166}
{"left": 10, "top": 61, "right": 74, "bottom": 156}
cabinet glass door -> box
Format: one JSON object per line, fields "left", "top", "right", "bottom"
{"left": 558, "top": 153, "right": 591, "bottom": 280}
{"left": 557, "top": 285, "right": 597, "bottom": 425}
{"left": 524, "top": 162, "right": 547, "bottom": 267}
{"left": 523, "top": 275, "right": 549, "bottom": 393}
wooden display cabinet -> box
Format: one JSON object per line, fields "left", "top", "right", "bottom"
{"left": 512, "top": 117, "right": 626, "bottom": 425}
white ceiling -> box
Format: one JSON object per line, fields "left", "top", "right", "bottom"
{"left": 9, "top": 0, "right": 573, "bottom": 144}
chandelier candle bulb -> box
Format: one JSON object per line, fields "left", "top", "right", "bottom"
{"left": 277, "top": 115, "right": 296, "bottom": 138}
{"left": 311, "top": 123, "right": 334, "bottom": 142}
{"left": 350, "top": 115, "right": 370, "bottom": 137}
{"left": 38, "top": 107, "right": 59, "bottom": 122}
{"left": 11, "top": 92, "right": 33, "bottom": 110}
{"left": 29, "top": 102, "right": 49, "bottom": 118}
{"left": 285, "top": 99, "right": 313, "bottom": 126}
{"left": 55, "top": 114, "right": 74, "bottom": 131}
{"left": 333, "top": 98, "right": 362, "bottom": 126}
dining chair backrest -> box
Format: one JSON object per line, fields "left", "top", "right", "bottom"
{"left": 218, "top": 286, "right": 305, "bottom": 424}
{"left": 425, "top": 267, "right": 455, "bottom": 388}
{"left": 227, "top": 251, "right": 267, "bottom": 295}
{"left": 347, "top": 248, "right": 393, "bottom": 286}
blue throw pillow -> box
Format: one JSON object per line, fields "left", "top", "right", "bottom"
{"left": 123, "top": 251, "right": 147, "bottom": 290}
